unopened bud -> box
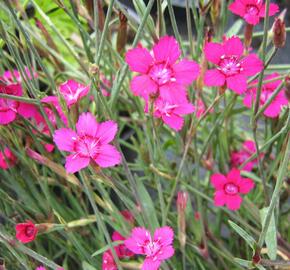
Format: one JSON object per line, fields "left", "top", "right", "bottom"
{"left": 273, "top": 17, "right": 286, "bottom": 48}
{"left": 177, "top": 191, "right": 188, "bottom": 249}
{"left": 284, "top": 76, "right": 290, "bottom": 101}
{"left": 244, "top": 23, "right": 253, "bottom": 50}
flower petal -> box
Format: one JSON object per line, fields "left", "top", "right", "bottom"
{"left": 162, "top": 114, "right": 184, "bottom": 131}
{"left": 125, "top": 47, "right": 153, "bottom": 73}
{"left": 93, "top": 144, "right": 121, "bottom": 168}
{"left": 142, "top": 258, "right": 161, "bottom": 270}
{"left": 65, "top": 154, "right": 90, "bottom": 173}
{"left": 239, "top": 178, "right": 255, "bottom": 194}
{"left": 124, "top": 227, "right": 151, "bottom": 255}
{"left": 0, "top": 110, "right": 17, "bottom": 125}
{"left": 96, "top": 120, "right": 118, "bottom": 144}
{"left": 17, "top": 103, "right": 38, "bottom": 118}
{"left": 241, "top": 54, "right": 263, "bottom": 76}
{"left": 211, "top": 173, "right": 228, "bottom": 190}
{"left": 204, "top": 42, "right": 225, "bottom": 64}
{"left": 228, "top": 0, "right": 246, "bottom": 17}
{"left": 76, "top": 112, "right": 98, "bottom": 137}
{"left": 153, "top": 226, "right": 174, "bottom": 246}
{"left": 226, "top": 74, "right": 247, "bottom": 94}
{"left": 224, "top": 37, "right": 244, "bottom": 57}
{"left": 157, "top": 245, "right": 175, "bottom": 260}
{"left": 213, "top": 190, "right": 226, "bottom": 207}
{"left": 227, "top": 168, "right": 241, "bottom": 184}
{"left": 53, "top": 128, "right": 77, "bottom": 152}
{"left": 204, "top": 69, "right": 225, "bottom": 87}
{"left": 153, "top": 36, "right": 181, "bottom": 65}
{"left": 226, "top": 194, "right": 243, "bottom": 211}
{"left": 172, "top": 59, "right": 200, "bottom": 85}
{"left": 259, "top": 3, "right": 279, "bottom": 17}
{"left": 130, "top": 75, "right": 157, "bottom": 100}
{"left": 159, "top": 82, "right": 188, "bottom": 102}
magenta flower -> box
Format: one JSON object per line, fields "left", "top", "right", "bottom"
{"left": 53, "top": 112, "right": 121, "bottom": 173}
{"left": 0, "top": 67, "right": 38, "bottom": 84}
{"left": 124, "top": 226, "right": 175, "bottom": 270}
{"left": 0, "top": 147, "right": 17, "bottom": 169}
{"left": 35, "top": 267, "right": 46, "bottom": 270}
{"left": 112, "top": 231, "right": 134, "bottom": 258}
{"left": 211, "top": 168, "right": 255, "bottom": 211}
{"left": 102, "top": 251, "right": 117, "bottom": 270}
{"left": 41, "top": 96, "right": 68, "bottom": 126}
{"left": 126, "top": 36, "right": 200, "bottom": 101}
{"left": 59, "top": 80, "right": 89, "bottom": 107}
{"left": 243, "top": 73, "right": 288, "bottom": 118}
{"left": 204, "top": 36, "right": 263, "bottom": 94}
{"left": 0, "top": 83, "right": 37, "bottom": 125}
{"left": 152, "top": 95, "right": 195, "bottom": 131}
{"left": 231, "top": 140, "right": 262, "bottom": 171}
{"left": 229, "top": 0, "right": 279, "bottom": 25}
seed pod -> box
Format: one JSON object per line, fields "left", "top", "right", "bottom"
{"left": 273, "top": 17, "right": 286, "bottom": 48}
{"left": 177, "top": 191, "right": 188, "bottom": 249}
{"left": 244, "top": 23, "right": 253, "bottom": 50}
{"left": 116, "top": 11, "right": 128, "bottom": 55}
{"left": 284, "top": 76, "right": 290, "bottom": 101}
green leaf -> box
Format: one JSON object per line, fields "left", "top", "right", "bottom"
{"left": 229, "top": 220, "right": 256, "bottom": 249}
{"left": 234, "top": 258, "right": 254, "bottom": 268}
{"left": 226, "top": 19, "right": 243, "bottom": 37}
{"left": 260, "top": 207, "right": 277, "bottom": 260}
{"left": 136, "top": 177, "right": 159, "bottom": 229}
{"left": 82, "top": 261, "right": 97, "bottom": 270}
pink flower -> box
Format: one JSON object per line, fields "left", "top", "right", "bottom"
{"left": 35, "top": 267, "right": 46, "bottom": 270}
{"left": 229, "top": 0, "right": 279, "bottom": 25}
{"left": 243, "top": 73, "right": 288, "bottom": 118}
{"left": 112, "top": 231, "right": 134, "bottom": 258}
{"left": 15, "top": 220, "right": 38, "bottom": 243}
{"left": 121, "top": 210, "right": 134, "bottom": 225}
{"left": 211, "top": 168, "right": 255, "bottom": 211}
{"left": 204, "top": 36, "right": 263, "bottom": 94}
{"left": 102, "top": 251, "right": 117, "bottom": 270}
{"left": 0, "top": 83, "right": 37, "bottom": 125}
{"left": 59, "top": 80, "right": 89, "bottom": 107}
{"left": 126, "top": 36, "right": 199, "bottom": 101}
{"left": 0, "top": 147, "right": 17, "bottom": 169}
{"left": 230, "top": 140, "right": 261, "bottom": 171}
{"left": 53, "top": 112, "right": 121, "bottom": 173}
{"left": 41, "top": 96, "right": 68, "bottom": 126}
{"left": 30, "top": 112, "right": 55, "bottom": 152}
{"left": 0, "top": 67, "right": 38, "bottom": 84}
{"left": 124, "top": 226, "right": 175, "bottom": 270}
{"left": 150, "top": 94, "right": 195, "bottom": 131}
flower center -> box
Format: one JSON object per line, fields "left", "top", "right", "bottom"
{"left": 144, "top": 240, "right": 161, "bottom": 259}
{"left": 155, "top": 100, "right": 178, "bottom": 116}
{"left": 75, "top": 136, "right": 100, "bottom": 157}
{"left": 218, "top": 56, "right": 242, "bottom": 76}
{"left": 25, "top": 226, "right": 35, "bottom": 237}
{"left": 246, "top": 5, "right": 259, "bottom": 16}
{"left": 224, "top": 183, "right": 239, "bottom": 195}
{"left": 149, "top": 64, "right": 173, "bottom": 85}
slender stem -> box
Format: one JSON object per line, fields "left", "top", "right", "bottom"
{"left": 257, "top": 129, "right": 290, "bottom": 249}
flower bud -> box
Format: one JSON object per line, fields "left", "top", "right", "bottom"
{"left": 177, "top": 191, "right": 188, "bottom": 249}
{"left": 177, "top": 191, "right": 188, "bottom": 212}
{"left": 284, "top": 76, "right": 290, "bottom": 102}
{"left": 273, "top": 17, "right": 286, "bottom": 48}
{"left": 244, "top": 23, "right": 253, "bottom": 50}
